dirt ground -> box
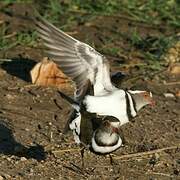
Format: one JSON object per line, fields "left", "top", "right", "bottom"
{"left": 0, "top": 3, "right": 179, "bottom": 180}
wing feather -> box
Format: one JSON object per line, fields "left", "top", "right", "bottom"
{"left": 35, "top": 15, "right": 113, "bottom": 100}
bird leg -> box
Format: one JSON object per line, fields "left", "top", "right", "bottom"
{"left": 80, "top": 146, "right": 85, "bottom": 168}
{"left": 80, "top": 142, "right": 90, "bottom": 168}
{"left": 109, "top": 154, "right": 114, "bottom": 165}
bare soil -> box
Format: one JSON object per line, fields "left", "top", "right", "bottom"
{"left": 0, "top": 3, "right": 179, "bottom": 180}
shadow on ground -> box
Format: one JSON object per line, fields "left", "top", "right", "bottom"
{"left": 0, "top": 119, "right": 46, "bottom": 161}
{"left": 1, "top": 57, "right": 36, "bottom": 82}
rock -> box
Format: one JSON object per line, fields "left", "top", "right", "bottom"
{"left": 6, "top": 157, "right": 11, "bottom": 162}
{"left": 30, "top": 57, "right": 74, "bottom": 91}
{"left": 162, "top": 41, "right": 180, "bottom": 64}
{"left": 175, "top": 90, "right": 180, "bottom": 97}
{"left": 5, "top": 94, "right": 16, "bottom": 100}
{"left": 20, "top": 157, "right": 27, "bottom": 161}
{"left": 0, "top": 69, "right": 7, "bottom": 77}
{"left": 0, "top": 174, "right": 11, "bottom": 179}
{"left": 168, "top": 63, "right": 180, "bottom": 75}
{"left": 163, "top": 93, "right": 175, "bottom": 98}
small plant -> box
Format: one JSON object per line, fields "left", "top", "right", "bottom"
{"left": 0, "top": 22, "right": 38, "bottom": 50}
{"left": 0, "top": 23, "right": 16, "bottom": 50}
{"left": 3, "top": 0, "right": 32, "bottom": 4}
{"left": 130, "top": 29, "right": 142, "bottom": 47}
{"left": 101, "top": 47, "right": 120, "bottom": 57}
{"left": 16, "top": 31, "right": 37, "bottom": 47}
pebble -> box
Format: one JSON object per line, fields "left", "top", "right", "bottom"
{"left": 1, "top": 174, "right": 11, "bottom": 179}
{"left": 20, "top": 157, "right": 27, "bottom": 162}
{"left": 6, "top": 157, "right": 11, "bottom": 162}
{"left": 5, "top": 94, "right": 16, "bottom": 100}
{"left": 175, "top": 90, "right": 180, "bottom": 97}
{"left": 163, "top": 93, "right": 175, "bottom": 98}
{"left": 30, "top": 168, "right": 34, "bottom": 173}
{"left": 168, "top": 63, "right": 180, "bottom": 75}
{"left": 0, "top": 176, "right": 3, "bottom": 180}
{"left": 0, "top": 69, "right": 7, "bottom": 76}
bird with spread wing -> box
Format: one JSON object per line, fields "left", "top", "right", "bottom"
{"left": 34, "top": 15, "right": 154, "bottom": 154}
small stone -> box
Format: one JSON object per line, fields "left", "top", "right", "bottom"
{"left": 1, "top": 174, "right": 11, "bottom": 179}
{"left": 175, "top": 90, "right": 180, "bottom": 97}
{"left": 168, "top": 63, "right": 180, "bottom": 75}
{"left": 5, "top": 94, "right": 16, "bottom": 100}
{"left": 6, "top": 157, "right": 11, "bottom": 162}
{"left": 0, "top": 175, "right": 4, "bottom": 180}
{"left": 0, "top": 69, "right": 7, "bottom": 76}
{"left": 163, "top": 93, "right": 175, "bottom": 98}
{"left": 30, "top": 168, "right": 34, "bottom": 173}
{"left": 154, "top": 153, "right": 160, "bottom": 160}
{"left": 20, "top": 157, "right": 27, "bottom": 161}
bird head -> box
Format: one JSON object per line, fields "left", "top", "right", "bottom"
{"left": 128, "top": 90, "right": 155, "bottom": 111}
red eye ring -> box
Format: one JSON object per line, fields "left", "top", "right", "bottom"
{"left": 143, "top": 93, "right": 149, "bottom": 98}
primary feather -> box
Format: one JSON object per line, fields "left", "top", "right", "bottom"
{"left": 35, "top": 15, "right": 114, "bottom": 101}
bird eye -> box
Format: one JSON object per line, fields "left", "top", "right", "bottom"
{"left": 143, "top": 93, "right": 149, "bottom": 98}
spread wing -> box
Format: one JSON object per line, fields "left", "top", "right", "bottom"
{"left": 35, "top": 15, "right": 114, "bottom": 100}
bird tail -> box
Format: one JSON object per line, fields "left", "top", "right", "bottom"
{"left": 57, "top": 91, "right": 80, "bottom": 111}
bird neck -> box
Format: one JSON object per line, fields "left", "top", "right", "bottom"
{"left": 125, "top": 91, "right": 137, "bottom": 118}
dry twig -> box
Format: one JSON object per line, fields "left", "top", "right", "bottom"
{"left": 145, "top": 172, "right": 174, "bottom": 178}
{"left": 52, "top": 148, "right": 82, "bottom": 155}
{"left": 0, "top": 58, "right": 12, "bottom": 62}
{"left": 113, "top": 145, "right": 179, "bottom": 160}
{"left": 69, "top": 10, "right": 173, "bottom": 31}
{"left": 4, "top": 32, "right": 17, "bottom": 39}
{"left": 164, "top": 81, "right": 180, "bottom": 85}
